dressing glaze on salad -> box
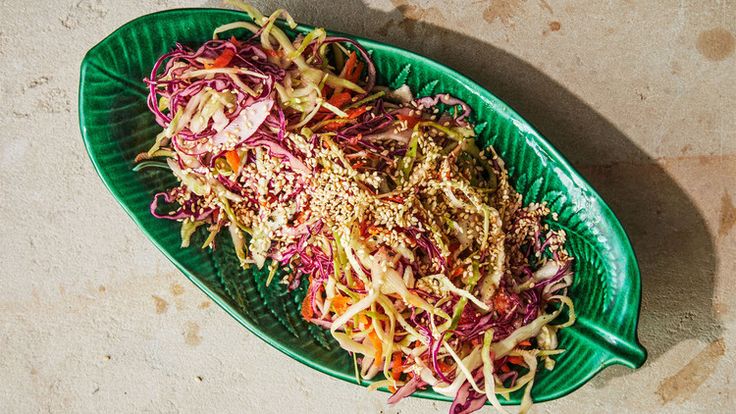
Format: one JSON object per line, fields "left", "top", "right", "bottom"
{"left": 136, "top": 2, "right": 576, "bottom": 413}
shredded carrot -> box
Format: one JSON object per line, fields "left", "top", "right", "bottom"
{"left": 500, "top": 363, "right": 511, "bottom": 373}
{"left": 437, "top": 359, "right": 453, "bottom": 375}
{"left": 351, "top": 161, "right": 366, "bottom": 170}
{"left": 294, "top": 210, "right": 308, "bottom": 224}
{"left": 265, "top": 48, "right": 281, "bottom": 58}
{"left": 396, "top": 114, "right": 420, "bottom": 128}
{"left": 391, "top": 353, "right": 403, "bottom": 381}
{"left": 493, "top": 290, "right": 512, "bottom": 313}
{"left": 229, "top": 36, "right": 240, "bottom": 47}
{"left": 320, "top": 121, "right": 345, "bottom": 132}
{"left": 388, "top": 352, "right": 403, "bottom": 392}
{"left": 300, "top": 293, "right": 313, "bottom": 320}
{"left": 319, "top": 106, "right": 368, "bottom": 131}
{"left": 224, "top": 150, "right": 241, "bottom": 173}
{"left": 518, "top": 340, "right": 532, "bottom": 348}
{"left": 368, "top": 330, "right": 383, "bottom": 368}
{"left": 331, "top": 295, "right": 350, "bottom": 315}
{"left": 450, "top": 266, "right": 465, "bottom": 278}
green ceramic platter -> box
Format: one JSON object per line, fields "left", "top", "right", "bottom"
{"left": 78, "top": 8, "right": 647, "bottom": 406}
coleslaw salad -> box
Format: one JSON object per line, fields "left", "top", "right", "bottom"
{"left": 136, "top": 3, "right": 576, "bottom": 413}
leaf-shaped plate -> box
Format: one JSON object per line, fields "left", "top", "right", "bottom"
{"left": 79, "top": 8, "right": 647, "bottom": 405}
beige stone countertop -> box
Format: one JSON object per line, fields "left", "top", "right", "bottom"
{"left": 1, "top": 0, "right": 734, "bottom": 413}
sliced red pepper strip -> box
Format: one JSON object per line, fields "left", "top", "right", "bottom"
{"left": 383, "top": 195, "right": 404, "bottom": 203}
{"left": 347, "top": 61, "right": 364, "bottom": 83}
{"left": 328, "top": 91, "right": 352, "bottom": 109}
{"left": 210, "top": 48, "right": 236, "bottom": 68}
{"left": 346, "top": 106, "right": 368, "bottom": 119}
{"left": 342, "top": 51, "right": 358, "bottom": 79}
{"left": 507, "top": 356, "right": 524, "bottom": 365}
{"left": 300, "top": 276, "right": 315, "bottom": 320}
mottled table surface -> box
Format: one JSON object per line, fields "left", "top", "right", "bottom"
{"left": 1, "top": 1, "right": 734, "bottom": 413}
